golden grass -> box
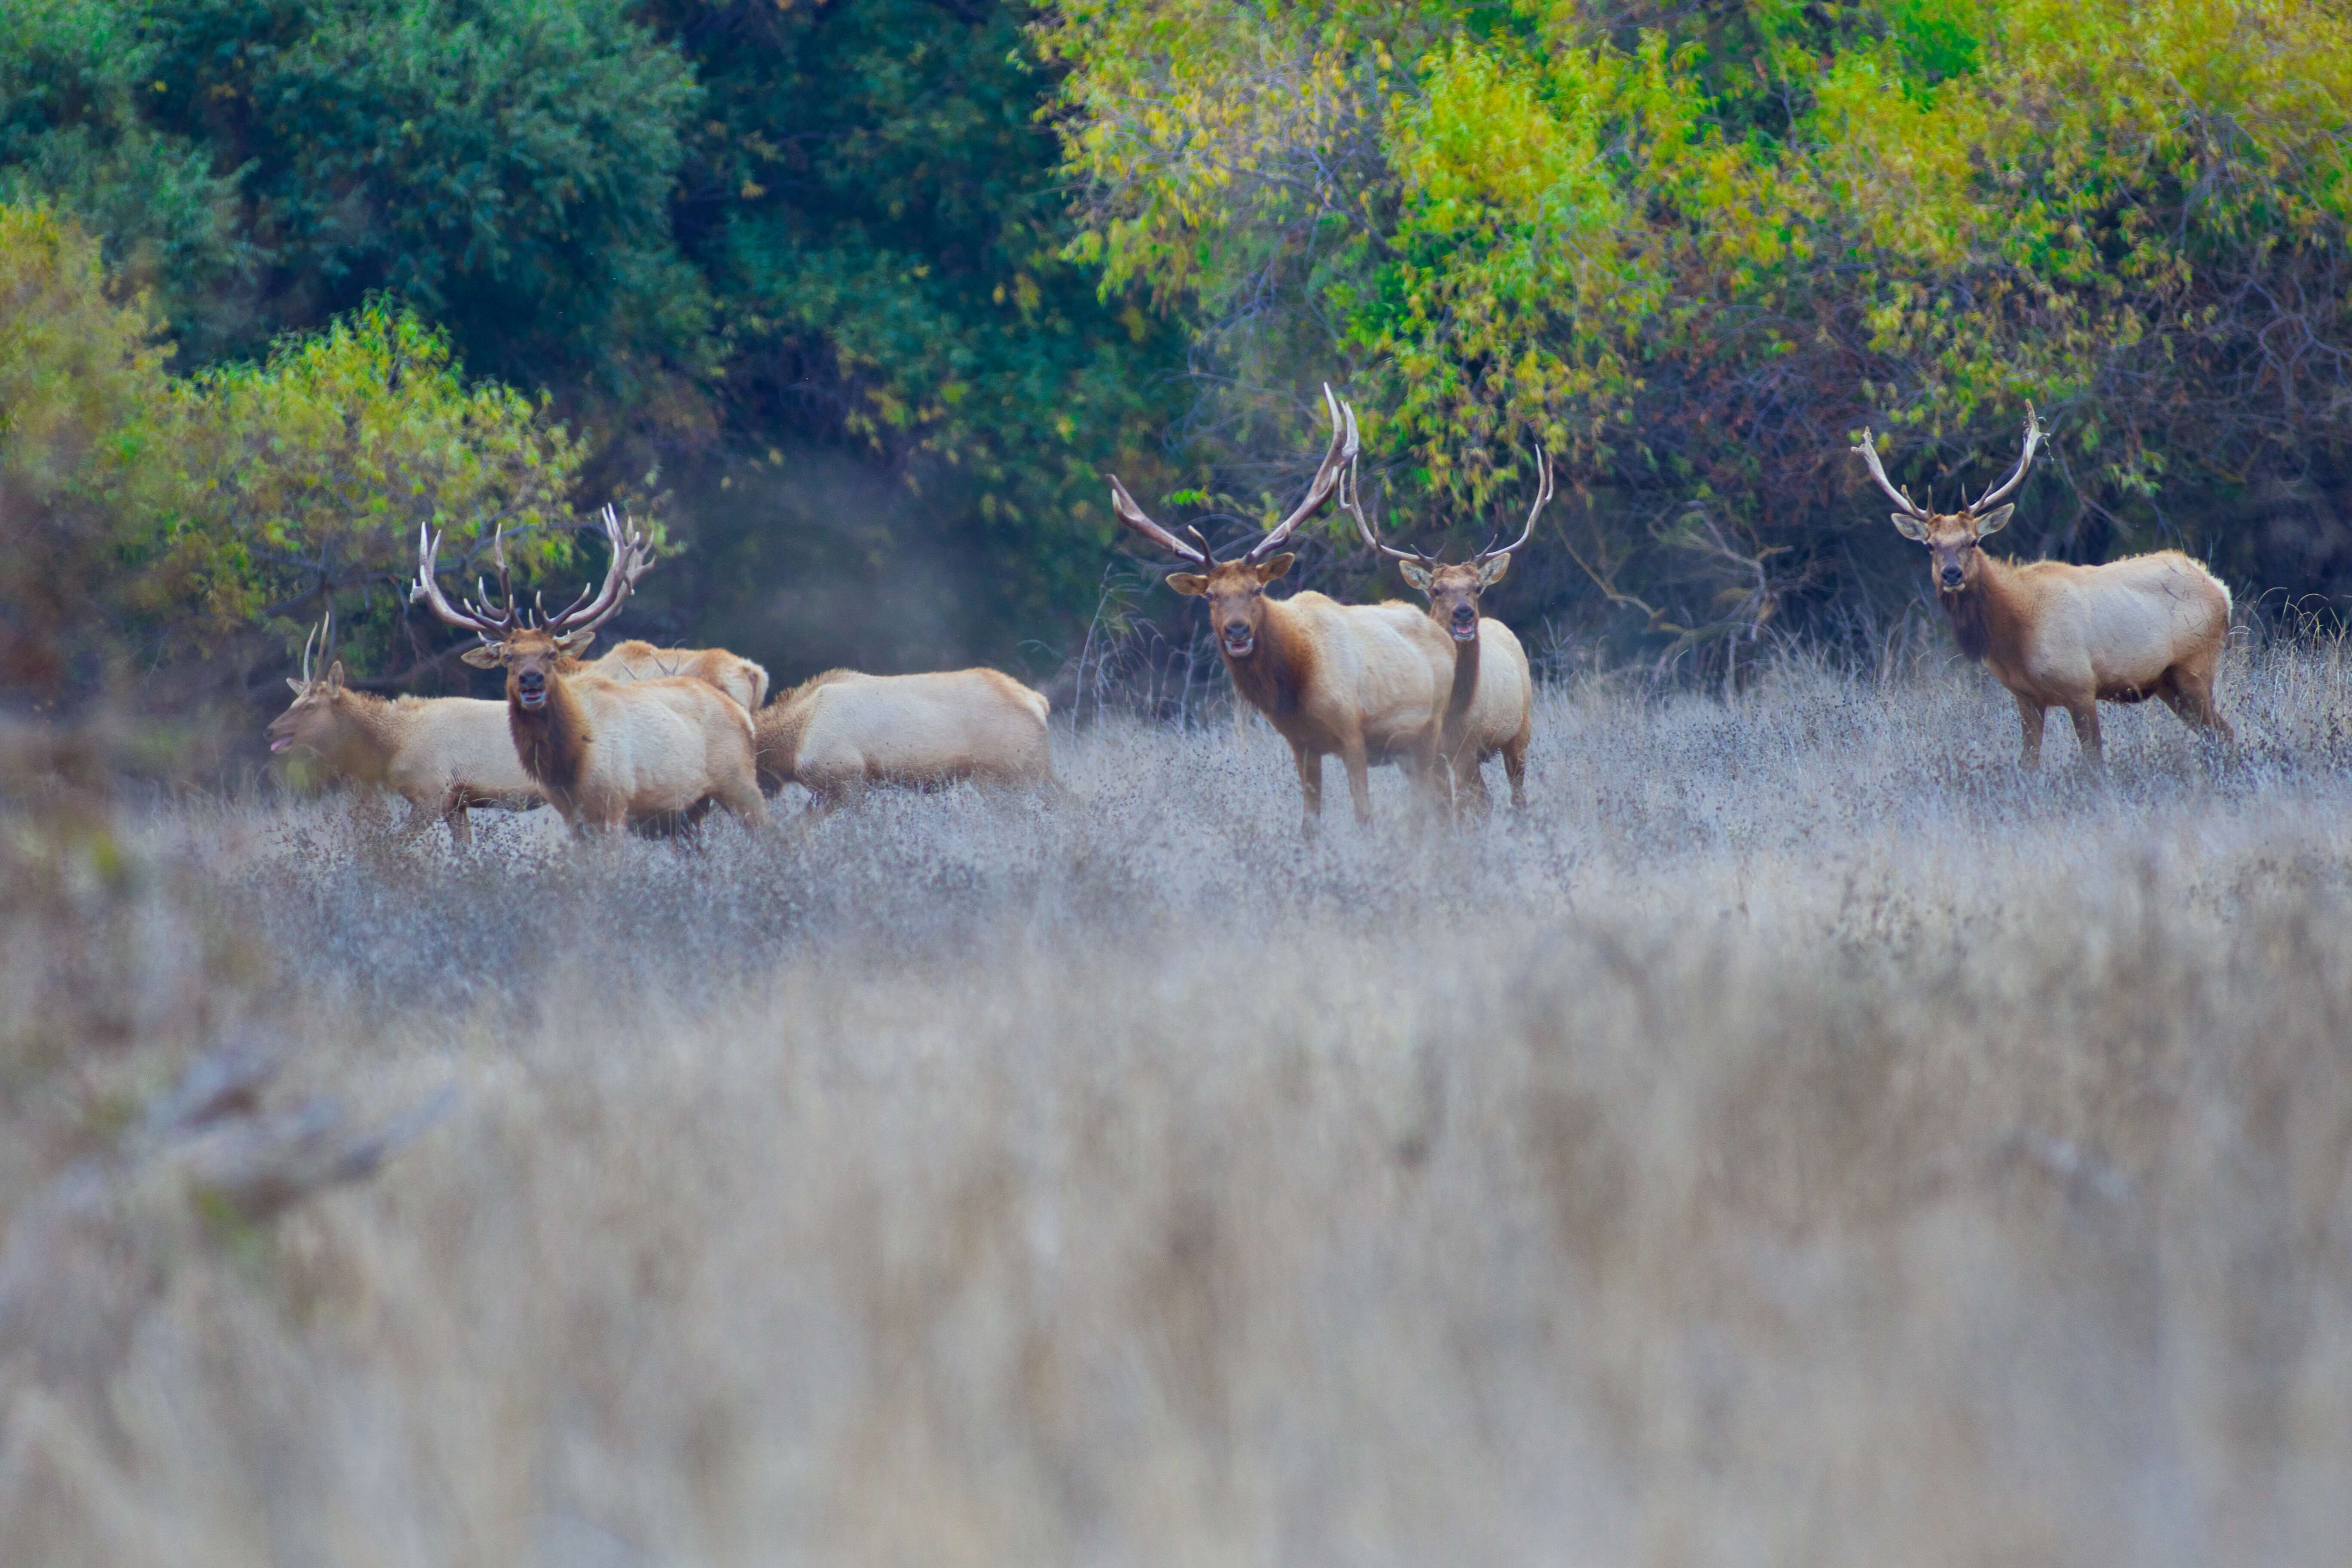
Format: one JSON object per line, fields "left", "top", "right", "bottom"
{"left": 3, "top": 642, "right": 2350, "bottom": 1565}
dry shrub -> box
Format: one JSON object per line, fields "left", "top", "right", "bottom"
{"left": 2, "top": 645, "right": 2349, "bottom": 1565}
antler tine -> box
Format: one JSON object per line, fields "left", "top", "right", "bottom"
{"left": 1106, "top": 475, "right": 1211, "bottom": 566}
{"left": 1478, "top": 443, "right": 1553, "bottom": 562}
{"left": 1244, "top": 384, "right": 1356, "bottom": 565}
{"left": 1969, "top": 403, "right": 2043, "bottom": 514}
{"left": 1341, "top": 450, "right": 1426, "bottom": 564}
{"left": 539, "top": 505, "right": 647, "bottom": 638}
{"left": 412, "top": 523, "right": 513, "bottom": 637}
{"left": 300, "top": 618, "right": 318, "bottom": 686}
{"left": 1851, "top": 428, "right": 1930, "bottom": 520}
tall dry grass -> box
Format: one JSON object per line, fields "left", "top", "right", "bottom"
{"left": 3, "top": 639, "right": 2351, "bottom": 1566}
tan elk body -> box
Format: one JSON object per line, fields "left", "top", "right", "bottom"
{"left": 1107, "top": 388, "right": 1455, "bottom": 829}
{"left": 1345, "top": 450, "right": 1540, "bottom": 812}
{"left": 1855, "top": 410, "right": 2233, "bottom": 766}
{"left": 588, "top": 640, "right": 769, "bottom": 714}
{"left": 266, "top": 619, "right": 540, "bottom": 846}
{"left": 754, "top": 668, "right": 1054, "bottom": 811}
{"left": 413, "top": 509, "right": 771, "bottom": 833}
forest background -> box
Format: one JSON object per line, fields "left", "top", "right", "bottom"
{"left": 3, "top": 0, "right": 2349, "bottom": 743}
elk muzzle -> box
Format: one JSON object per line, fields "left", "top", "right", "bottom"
{"left": 514, "top": 669, "right": 549, "bottom": 710}
{"left": 1449, "top": 604, "right": 1478, "bottom": 642}
{"left": 1221, "top": 621, "right": 1256, "bottom": 657}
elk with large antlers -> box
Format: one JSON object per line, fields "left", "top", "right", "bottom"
{"left": 411, "top": 508, "right": 770, "bottom": 832}
{"left": 1854, "top": 408, "right": 2233, "bottom": 767}
{"left": 266, "top": 613, "right": 543, "bottom": 846}
{"left": 1345, "top": 448, "right": 1541, "bottom": 814}
{"left": 1107, "top": 387, "right": 1454, "bottom": 830}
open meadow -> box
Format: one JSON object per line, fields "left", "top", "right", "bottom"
{"left": 5, "top": 639, "right": 2352, "bottom": 1567}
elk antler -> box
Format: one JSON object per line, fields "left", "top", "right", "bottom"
{"left": 1105, "top": 475, "right": 1212, "bottom": 567}
{"left": 298, "top": 613, "right": 324, "bottom": 688}
{"left": 412, "top": 524, "right": 520, "bottom": 642}
{"left": 1476, "top": 444, "right": 1553, "bottom": 564}
{"left": 1852, "top": 427, "right": 1931, "bottom": 521}
{"left": 537, "top": 505, "right": 648, "bottom": 640}
{"left": 1969, "top": 404, "right": 2042, "bottom": 514}
{"left": 1341, "top": 448, "right": 1432, "bottom": 565}
{"left": 1243, "top": 384, "right": 1357, "bottom": 565}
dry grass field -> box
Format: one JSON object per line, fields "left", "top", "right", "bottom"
{"left": 5, "top": 637, "right": 2352, "bottom": 1566}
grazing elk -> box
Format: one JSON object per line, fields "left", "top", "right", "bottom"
{"left": 1344, "top": 447, "right": 1543, "bottom": 814}
{"left": 1106, "top": 387, "right": 1454, "bottom": 830}
{"left": 588, "top": 640, "right": 769, "bottom": 714}
{"left": 266, "top": 615, "right": 542, "bottom": 846}
{"left": 1855, "top": 407, "right": 2233, "bottom": 768}
{"left": 753, "top": 667, "right": 1054, "bottom": 813}
{"left": 411, "top": 508, "right": 771, "bottom": 833}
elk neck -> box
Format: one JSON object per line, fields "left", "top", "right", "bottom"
{"left": 1440, "top": 621, "right": 1480, "bottom": 747}
{"left": 315, "top": 691, "right": 403, "bottom": 784}
{"left": 1939, "top": 552, "right": 2025, "bottom": 664}
{"left": 509, "top": 668, "right": 591, "bottom": 803}
{"left": 1220, "top": 597, "right": 1312, "bottom": 719}
{"left": 753, "top": 669, "right": 855, "bottom": 786}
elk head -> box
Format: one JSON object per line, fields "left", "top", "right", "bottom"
{"left": 411, "top": 505, "right": 650, "bottom": 709}
{"left": 1855, "top": 407, "right": 2041, "bottom": 597}
{"left": 1104, "top": 385, "right": 1357, "bottom": 659}
{"left": 267, "top": 612, "right": 347, "bottom": 754}
{"left": 1344, "top": 444, "right": 1551, "bottom": 643}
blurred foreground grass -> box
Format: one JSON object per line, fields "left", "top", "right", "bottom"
{"left": 3, "top": 643, "right": 2349, "bottom": 1565}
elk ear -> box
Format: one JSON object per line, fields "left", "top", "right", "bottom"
{"left": 286, "top": 677, "right": 306, "bottom": 694}
{"left": 1891, "top": 512, "right": 1929, "bottom": 542}
{"left": 323, "top": 660, "right": 346, "bottom": 690}
{"left": 1399, "top": 560, "right": 1434, "bottom": 593}
{"left": 1476, "top": 553, "right": 1512, "bottom": 586}
{"left": 555, "top": 630, "right": 597, "bottom": 658}
{"left": 460, "top": 644, "right": 505, "bottom": 669}
{"left": 1255, "top": 552, "right": 1295, "bottom": 584}
{"left": 1973, "top": 503, "right": 2015, "bottom": 539}
{"left": 1166, "top": 572, "right": 1209, "bottom": 597}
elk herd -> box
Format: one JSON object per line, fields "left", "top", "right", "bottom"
{"left": 269, "top": 389, "right": 2238, "bottom": 844}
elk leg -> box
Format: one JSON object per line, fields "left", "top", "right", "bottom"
{"left": 2165, "top": 665, "right": 2235, "bottom": 744}
{"left": 1455, "top": 753, "right": 1492, "bottom": 819}
{"left": 441, "top": 792, "right": 475, "bottom": 849}
{"left": 1339, "top": 739, "right": 1374, "bottom": 826}
{"left": 714, "top": 775, "right": 771, "bottom": 830}
{"left": 2014, "top": 695, "right": 2047, "bottom": 770}
{"left": 1502, "top": 733, "right": 1529, "bottom": 809}
{"left": 2066, "top": 702, "right": 2104, "bottom": 769}
{"left": 1291, "top": 744, "right": 1324, "bottom": 831}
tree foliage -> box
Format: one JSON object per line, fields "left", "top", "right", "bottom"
{"left": 0, "top": 204, "right": 588, "bottom": 702}
{"left": 1044, "top": 0, "right": 2352, "bottom": 667}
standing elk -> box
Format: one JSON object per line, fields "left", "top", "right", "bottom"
{"left": 411, "top": 508, "right": 771, "bottom": 833}
{"left": 753, "top": 667, "right": 1054, "bottom": 813}
{"left": 266, "top": 614, "right": 543, "bottom": 846}
{"left": 588, "top": 640, "right": 769, "bottom": 714}
{"left": 1343, "top": 447, "right": 1543, "bottom": 814}
{"left": 1854, "top": 407, "right": 2233, "bottom": 767}
{"left": 1106, "top": 387, "right": 1455, "bottom": 830}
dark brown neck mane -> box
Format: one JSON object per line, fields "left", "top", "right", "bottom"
{"left": 1439, "top": 623, "right": 1479, "bottom": 751}
{"left": 1940, "top": 553, "right": 2022, "bottom": 664}
{"left": 1220, "top": 598, "right": 1309, "bottom": 720}
{"left": 510, "top": 668, "right": 591, "bottom": 806}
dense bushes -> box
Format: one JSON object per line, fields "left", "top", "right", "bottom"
{"left": 1044, "top": 0, "right": 2352, "bottom": 670}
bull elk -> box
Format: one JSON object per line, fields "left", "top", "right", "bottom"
{"left": 266, "top": 613, "right": 542, "bottom": 846}
{"left": 1854, "top": 408, "right": 2233, "bottom": 767}
{"left": 1106, "top": 386, "right": 1454, "bottom": 830}
{"left": 1343, "top": 448, "right": 1542, "bottom": 813}
{"left": 411, "top": 508, "right": 771, "bottom": 833}
{"left": 588, "top": 640, "right": 769, "bottom": 714}
{"left": 753, "top": 667, "right": 1054, "bottom": 813}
